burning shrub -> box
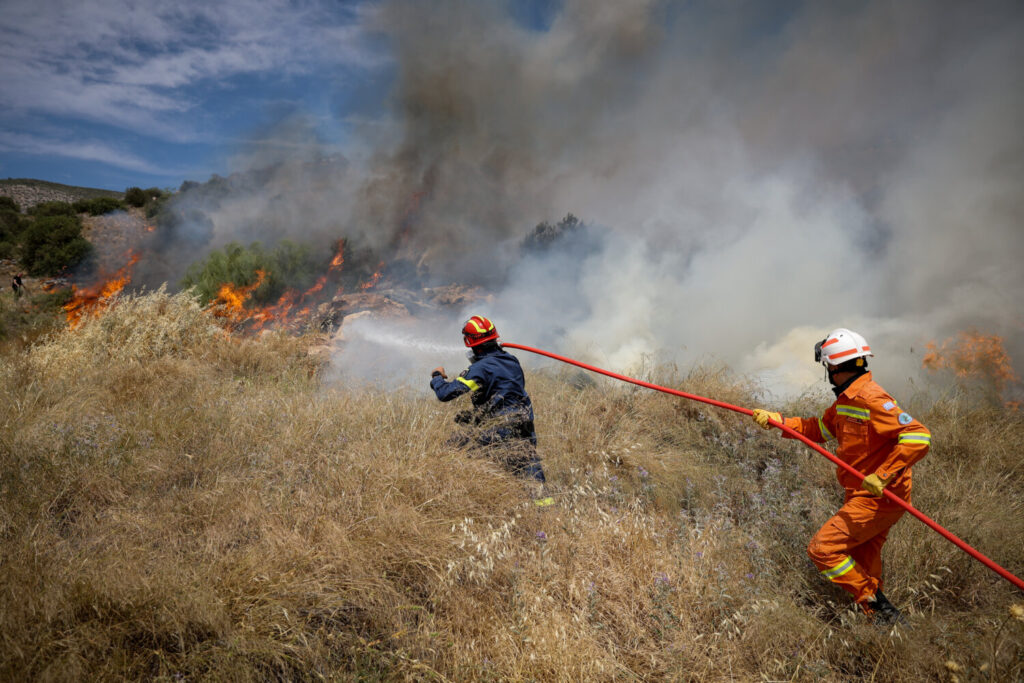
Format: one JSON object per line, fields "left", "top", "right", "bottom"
{"left": 181, "top": 240, "right": 325, "bottom": 307}
{"left": 923, "top": 330, "right": 1020, "bottom": 406}
{"left": 62, "top": 252, "right": 140, "bottom": 329}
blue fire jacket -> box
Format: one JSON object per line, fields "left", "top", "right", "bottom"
{"left": 430, "top": 346, "right": 536, "bottom": 442}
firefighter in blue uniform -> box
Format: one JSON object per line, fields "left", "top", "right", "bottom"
{"left": 431, "top": 315, "right": 546, "bottom": 484}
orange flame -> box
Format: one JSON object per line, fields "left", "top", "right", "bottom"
{"left": 922, "top": 329, "right": 1019, "bottom": 400}
{"left": 247, "top": 288, "right": 298, "bottom": 331}
{"left": 63, "top": 252, "right": 141, "bottom": 328}
{"left": 360, "top": 262, "right": 385, "bottom": 291}
{"left": 210, "top": 270, "right": 267, "bottom": 321}
{"left": 229, "top": 241, "right": 349, "bottom": 330}
{"left": 293, "top": 240, "right": 346, "bottom": 300}
{"left": 329, "top": 244, "right": 345, "bottom": 269}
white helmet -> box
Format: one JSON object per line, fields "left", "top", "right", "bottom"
{"left": 815, "top": 328, "right": 873, "bottom": 367}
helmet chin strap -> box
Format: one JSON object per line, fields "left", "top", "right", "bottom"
{"left": 826, "top": 361, "right": 868, "bottom": 395}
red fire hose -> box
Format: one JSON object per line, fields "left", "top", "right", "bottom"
{"left": 502, "top": 342, "right": 1024, "bottom": 593}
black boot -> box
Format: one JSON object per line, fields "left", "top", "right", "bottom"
{"left": 865, "top": 590, "right": 906, "bottom": 626}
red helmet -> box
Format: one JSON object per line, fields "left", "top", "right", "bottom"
{"left": 462, "top": 315, "right": 499, "bottom": 347}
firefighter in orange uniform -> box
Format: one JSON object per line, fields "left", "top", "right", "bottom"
{"left": 752, "top": 328, "right": 930, "bottom": 624}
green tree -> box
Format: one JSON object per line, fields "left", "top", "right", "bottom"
{"left": 0, "top": 196, "right": 20, "bottom": 213}
{"left": 19, "top": 215, "right": 93, "bottom": 275}
{"left": 125, "top": 187, "right": 164, "bottom": 208}
{"left": 124, "top": 187, "right": 147, "bottom": 207}
{"left": 0, "top": 208, "right": 25, "bottom": 259}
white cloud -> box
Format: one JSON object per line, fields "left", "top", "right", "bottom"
{"left": 0, "top": 0, "right": 384, "bottom": 139}
{"left": 0, "top": 131, "right": 183, "bottom": 176}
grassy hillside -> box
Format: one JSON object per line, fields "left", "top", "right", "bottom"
{"left": 1, "top": 291, "right": 1022, "bottom": 681}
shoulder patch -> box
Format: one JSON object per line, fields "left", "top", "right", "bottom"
{"left": 882, "top": 401, "right": 895, "bottom": 411}
{"left": 898, "top": 412, "right": 913, "bottom": 425}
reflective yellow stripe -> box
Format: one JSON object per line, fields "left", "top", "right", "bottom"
{"left": 836, "top": 405, "right": 870, "bottom": 420}
{"left": 465, "top": 317, "right": 494, "bottom": 333}
{"left": 898, "top": 432, "right": 931, "bottom": 444}
{"left": 456, "top": 376, "right": 480, "bottom": 392}
{"left": 818, "top": 418, "right": 834, "bottom": 441}
{"left": 821, "top": 556, "right": 856, "bottom": 580}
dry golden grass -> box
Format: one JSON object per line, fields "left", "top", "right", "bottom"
{"left": 1, "top": 291, "right": 1023, "bottom": 681}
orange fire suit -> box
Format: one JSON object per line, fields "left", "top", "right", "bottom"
{"left": 781, "top": 372, "right": 931, "bottom": 604}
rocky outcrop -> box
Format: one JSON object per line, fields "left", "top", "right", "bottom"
{"left": 81, "top": 210, "right": 151, "bottom": 269}
{"left": 0, "top": 181, "right": 122, "bottom": 211}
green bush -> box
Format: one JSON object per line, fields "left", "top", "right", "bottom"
{"left": 19, "top": 214, "right": 93, "bottom": 276}
{"left": 0, "top": 196, "right": 20, "bottom": 213}
{"left": 28, "top": 201, "right": 76, "bottom": 218}
{"left": 180, "top": 240, "right": 325, "bottom": 305}
{"left": 0, "top": 209, "right": 24, "bottom": 259}
{"left": 72, "top": 197, "right": 124, "bottom": 216}
{"left": 126, "top": 186, "right": 165, "bottom": 210}
{"left": 124, "top": 187, "right": 147, "bottom": 207}
{"left": 0, "top": 209, "right": 24, "bottom": 241}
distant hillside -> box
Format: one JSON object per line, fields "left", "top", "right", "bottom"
{"left": 0, "top": 178, "right": 123, "bottom": 211}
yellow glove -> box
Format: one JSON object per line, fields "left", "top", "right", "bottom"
{"left": 751, "top": 409, "right": 782, "bottom": 430}
{"left": 862, "top": 473, "right": 888, "bottom": 497}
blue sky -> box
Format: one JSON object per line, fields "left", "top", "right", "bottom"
{"left": 0, "top": 0, "right": 402, "bottom": 191}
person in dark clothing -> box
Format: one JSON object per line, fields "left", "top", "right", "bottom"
{"left": 11, "top": 273, "right": 25, "bottom": 297}
{"left": 430, "top": 315, "right": 547, "bottom": 486}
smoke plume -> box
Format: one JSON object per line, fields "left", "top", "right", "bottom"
{"left": 153, "top": 0, "right": 1024, "bottom": 397}
{"left": 355, "top": 0, "right": 1024, "bottom": 397}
